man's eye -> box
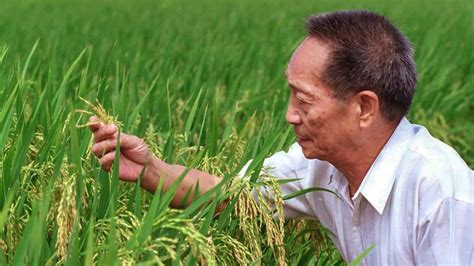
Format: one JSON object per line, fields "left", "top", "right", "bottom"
{"left": 296, "top": 97, "right": 309, "bottom": 105}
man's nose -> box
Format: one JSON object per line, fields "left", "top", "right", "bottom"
{"left": 285, "top": 102, "right": 302, "bottom": 125}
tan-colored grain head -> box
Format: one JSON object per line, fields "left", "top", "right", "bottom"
{"left": 55, "top": 161, "right": 77, "bottom": 262}
{"left": 75, "top": 97, "right": 123, "bottom": 129}
{"left": 0, "top": 238, "right": 7, "bottom": 255}
{"left": 230, "top": 168, "right": 287, "bottom": 266}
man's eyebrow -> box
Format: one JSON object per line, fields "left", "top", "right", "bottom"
{"left": 287, "top": 80, "right": 313, "bottom": 95}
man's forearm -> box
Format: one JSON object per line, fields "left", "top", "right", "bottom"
{"left": 141, "top": 156, "right": 222, "bottom": 208}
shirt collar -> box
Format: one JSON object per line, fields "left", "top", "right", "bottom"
{"left": 352, "top": 117, "right": 415, "bottom": 215}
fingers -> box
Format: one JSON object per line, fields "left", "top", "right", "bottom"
{"left": 99, "top": 152, "right": 116, "bottom": 172}
{"left": 92, "top": 138, "right": 117, "bottom": 158}
{"left": 118, "top": 134, "right": 144, "bottom": 150}
{"left": 91, "top": 134, "right": 143, "bottom": 158}
{"left": 88, "top": 116, "right": 101, "bottom": 132}
{"left": 94, "top": 123, "right": 117, "bottom": 142}
{"left": 88, "top": 116, "right": 118, "bottom": 142}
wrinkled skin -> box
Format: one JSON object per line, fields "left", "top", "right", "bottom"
{"left": 89, "top": 116, "right": 153, "bottom": 182}
{"left": 285, "top": 37, "right": 359, "bottom": 162}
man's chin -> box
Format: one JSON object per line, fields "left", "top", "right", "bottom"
{"left": 300, "top": 147, "right": 319, "bottom": 160}
{"left": 298, "top": 143, "right": 327, "bottom": 160}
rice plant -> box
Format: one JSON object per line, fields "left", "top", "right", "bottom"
{"left": 0, "top": 0, "right": 472, "bottom": 264}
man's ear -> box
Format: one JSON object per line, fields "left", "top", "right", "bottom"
{"left": 354, "top": 90, "right": 379, "bottom": 128}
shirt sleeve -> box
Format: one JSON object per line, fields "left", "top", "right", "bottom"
{"left": 416, "top": 197, "right": 474, "bottom": 265}
{"left": 238, "top": 142, "right": 316, "bottom": 219}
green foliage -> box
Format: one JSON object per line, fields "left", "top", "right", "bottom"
{"left": 0, "top": 0, "right": 472, "bottom": 265}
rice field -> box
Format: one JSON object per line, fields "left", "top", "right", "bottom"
{"left": 0, "top": 0, "right": 473, "bottom": 264}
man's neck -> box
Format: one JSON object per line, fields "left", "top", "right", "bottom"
{"left": 332, "top": 122, "right": 398, "bottom": 197}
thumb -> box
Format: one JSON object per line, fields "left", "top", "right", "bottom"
{"left": 88, "top": 116, "right": 101, "bottom": 132}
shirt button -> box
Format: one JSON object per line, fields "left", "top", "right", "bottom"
{"left": 354, "top": 220, "right": 360, "bottom": 227}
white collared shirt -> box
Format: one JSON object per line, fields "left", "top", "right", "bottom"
{"left": 241, "top": 118, "right": 474, "bottom": 265}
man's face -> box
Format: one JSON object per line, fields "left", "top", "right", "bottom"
{"left": 285, "top": 37, "right": 358, "bottom": 160}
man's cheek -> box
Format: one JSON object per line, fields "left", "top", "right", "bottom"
{"left": 307, "top": 116, "right": 324, "bottom": 129}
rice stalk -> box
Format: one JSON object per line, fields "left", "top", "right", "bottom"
{"left": 257, "top": 168, "right": 286, "bottom": 264}
{"left": 5, "top": 197, "right": 28, "bottom": 258}
{"left": 1, "top": 0, "right": 470, "bottom": 264}
{"left": 75, "top": 97, "right": 123, "bottom": 128}
{"left": 232, "top": 167, "right": 287, "bottom": 265}
{"left": 199, "top": 134, "right": 245, "bottom": 176}
{"left": 55, "top": 160, "right": 78, "bottom": 262}
{"left": 0, "top": 238, "right": 7, "bottom": 256}
{"left": 213, "top": 232, "right": 252, "bottom": 265}
{"left": 153, "top": 209, "right": 217, "bottom": 265}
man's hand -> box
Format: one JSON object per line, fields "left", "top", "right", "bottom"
{"left": 88, "top": 116, "right": 153, "bottom": 182}
{"left": 88, "top": 115, "right": 221, "bottom": 208}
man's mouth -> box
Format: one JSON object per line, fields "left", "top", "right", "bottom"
{"left": 294, "top": 128, "right": 311, "bottom": 143}
{"left": 295, "top": 134, "right": 311, "bottom": 143}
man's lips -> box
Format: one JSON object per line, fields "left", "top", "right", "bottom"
{"left": 295, "top": 134, "right": 311, "bottom": 142}
{"left": 294, "top": 128, "right": 311, "bottom": 142}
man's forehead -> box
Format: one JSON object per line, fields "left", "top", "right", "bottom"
{"left": 285, "top": 67, "right": 317, "bottom": 96}
{"left": 284, "top": 61, "right": 324, "bottom": 83}
{"left": 284, "top": 68, "right": 289, "bottom": 79}
{"left": 285, "top": 38, "right": 310, "bottom": 79}
{"left": 285, "top": 37, "right": 329, "bottom": 82}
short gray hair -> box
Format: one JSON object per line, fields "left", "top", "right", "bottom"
{"left": 306, "top": 10, "right": 417, "bottom": 121}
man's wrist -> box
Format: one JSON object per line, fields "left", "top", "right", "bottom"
{"left": 141, "top": 156, "right": 164, "bottom": 193}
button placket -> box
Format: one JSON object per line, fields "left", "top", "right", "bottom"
{"left": 352, "top": 196, "right": 362, "bottom": 227}
{"left": 350, "top": 196, "right": 364, "bottom": 260}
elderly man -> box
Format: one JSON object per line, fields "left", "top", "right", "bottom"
{"left": 89, "top": 10, "right": 474, "bottom": 265}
